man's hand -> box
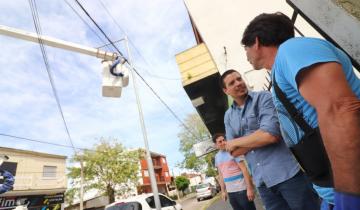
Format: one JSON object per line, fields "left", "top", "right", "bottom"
{"left": 225, "top": 141, "right": 250, "bottom": 157}
{"left": 221, "top": 191, "right": 227, "bottom": 201}
{"left": 247, "top": 187, "right": 255, "bottom": 201}
{"left": 225, "top": 140, "right": 237, "bottom": 153}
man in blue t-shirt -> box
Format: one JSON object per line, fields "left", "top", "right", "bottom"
{"left": 241, "top": 12, "right": 360, "bottom": 210}
{"left": 213, "top": 133, "right": 256, "bottom": 210}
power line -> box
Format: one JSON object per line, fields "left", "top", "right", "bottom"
{"left": 73, "top": 0, "right": 205, "bottom": 141}
{"left": 73, "top": 0, "right": 125, "bottom": 59}
{"left": 0, "top": 133, "right": 83, "bottom": 151}
{"left": 0, "top": 133, "right": 142, "bottom": 159}
{"left": 64, "top": 0, "right": 112, "bottom": 52}
{"left": 28, "top": 0, "right": 78, "bottom": 154}
{"left": 97, "top": 0, "right": 179, "bottom": 81}
{"left": 95, "top": 0, "right": 194, "bottom": 125}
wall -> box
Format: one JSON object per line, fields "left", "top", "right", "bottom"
{"left": 183, "top": 0, "right": 323, "bottom": 90}
{"left": 0, "top": 147, "right": 67, "bottom": 192}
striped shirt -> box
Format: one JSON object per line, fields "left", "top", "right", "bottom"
{"left": 215, "top": 151, "right": 247, "bottom": 193}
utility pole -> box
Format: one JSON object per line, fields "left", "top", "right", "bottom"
{"left": 125, "top": 36, "right": 161, "bottom": 210}
{"left": 79, "top": 158, "right": 84, "bottom": 210}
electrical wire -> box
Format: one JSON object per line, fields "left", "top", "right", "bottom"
{"left": 0, "top": 133, "right": 86, "bottom": 151}
{"left": 28, "top": 0, "right": 78, "bottom": 154}
{"left": 0, "top": 133, "right": 139, "bottom": 159}
{"left": 96, "top": 0, "right": 194, "bottom": 134}
{"left": 73, "top": 0, "right": 207, "bottom": 141}
{"left": 64, "top": 0, "right": 112, "bottom": 52}
{"left": 97, "top": 0, "right": 179, "bottom": 81}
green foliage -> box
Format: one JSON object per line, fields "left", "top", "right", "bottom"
{"left": 175, "top": 176, "right": 190, "bottom": 193}
{"left": 65, "top": 188, "right": 77, "bottom": 205}
{"left": 204, "top": 153, "right": 217, "bottom": 177}
{"left": 178, "top": 113, "right": 217, "bottom": 176}
{"left": 169, "top": 195, "right": 178, "bottom": 200}
{"left": 66, "top": 138, "right": 140, "bottom": 204}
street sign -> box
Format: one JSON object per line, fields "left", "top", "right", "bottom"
{"left": 193, "top": 140, "right": 217, "bottom": 157}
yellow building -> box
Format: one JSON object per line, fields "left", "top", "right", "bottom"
{"left": 0, "top": 147, "right": 66, "bottom": 210}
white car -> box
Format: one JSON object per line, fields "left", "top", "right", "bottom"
{"left": 105, "top": 193, "right": 182, "bottom": 210}
{"left": 196, "top": 183, "right": 217, "bottom": 201}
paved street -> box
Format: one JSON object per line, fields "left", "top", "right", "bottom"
{"left": 179, "top": 193, "right": 217, "bottom": 210}
{"left": 179, "top": 192, "right": 264, "bottom": 210}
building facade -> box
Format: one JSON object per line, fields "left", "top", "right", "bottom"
{"left": 0, "top": 147, "right": 66, "bottom": 210}
{"left": 137, "top": 151, "right": 171, "bottom": 195}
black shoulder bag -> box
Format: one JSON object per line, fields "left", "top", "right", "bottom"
{"left": 273, "top": 75, "right": 333, "bottom": 187}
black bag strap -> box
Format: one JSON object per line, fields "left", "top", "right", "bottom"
{"left": 272, "top": 73, "right": 313, "bottom": 134}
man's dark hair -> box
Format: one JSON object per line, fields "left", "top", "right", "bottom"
{"left": 219, "top": 69, "right": 238, "bottom": 89}
{"left": 241, "top": 12, "right": 295, "bottom": 47}
{"left": 212, "top": 133, "right": 225, "bottom": 143}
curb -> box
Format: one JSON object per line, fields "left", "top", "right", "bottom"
{"left": 201, "top": 194, "right": 221, "bottom": 210}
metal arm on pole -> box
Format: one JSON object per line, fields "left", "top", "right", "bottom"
{"left": 0, "top": 24, "right": 117, "bottom": 61}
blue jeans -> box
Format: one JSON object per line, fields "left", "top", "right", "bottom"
{"left": 321, "top": 199, "right": 334, "bottom": 210}
{"left": 228, "top": 190, "right": 256, "bottom": 210}
{"left": 257, "top": 171, "right": 320, "bottom": 210}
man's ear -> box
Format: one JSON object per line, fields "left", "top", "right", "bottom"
{"left": 254, "top": 37, "right": 260, "bottom": 50}
{"left": 222, "top": 87, "right": 228, "bottom": 95}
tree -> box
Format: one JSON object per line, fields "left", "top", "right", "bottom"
{"left": 175, "top": 176, "right": 190, "bottom": 194}
{"left": 178, "top": 113, "right": 217, "bottom": 176}
{"left": 67, "top": 138, "right": 140, "bottom": 204}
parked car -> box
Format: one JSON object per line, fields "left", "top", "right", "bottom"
{"left": 195, "top": 183, "right": 217, "bottom": 201}
{"left": 204, "top": 177, "right": 221, "bottom": 193}
{"left": 105, "top": 193, "right": 182, "bottom": 210}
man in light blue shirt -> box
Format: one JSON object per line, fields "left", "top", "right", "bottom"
{"left": 222, "top": 69, "right": 319, "bottom": 210}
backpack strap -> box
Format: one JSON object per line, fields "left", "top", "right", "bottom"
{"left": 272, "top": 73, "right": 313, "bottom": 134}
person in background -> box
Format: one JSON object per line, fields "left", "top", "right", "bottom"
{"left": 0, "top": 155, "right": 14, "bottom": 194}
{"left": 213, "top": 133, "right": 256, "bottom": 210}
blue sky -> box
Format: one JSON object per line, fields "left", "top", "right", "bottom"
{"left": 0, "top": 0, "right": 198, "bottom": 174}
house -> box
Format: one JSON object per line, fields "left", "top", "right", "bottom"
{"left": 137, "top": 150, "right": 172, "bottom": 195}
{"left": 181, "top": 172, "right": 202, "bottom": 192}
{"left": 0, "top": 147, "right": 66, "bottom": 210}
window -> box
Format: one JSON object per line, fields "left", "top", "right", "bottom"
{"left": 43, "top": 166, "right": 57, "bottom": 178}
{"left": 159, "top": 195, "right": 174, "bottom": 207}
{"left": 105, "top": 202, "right": 142, "bottom": 210}
{"left": 146, "top": 195, "right": 175, "bottom": 208}
{"left": 143, "top": 170, "right": 149, "bottom": 177}
{"left": 165, "top": 172, "right": 169, "bottom": 177}
{"left": 162, "top": 158, "right": 166, "bottom": 164}
{"left": 196, "top": 183, "right": 210, "bottom": 189}
{"left": 145, "top": 196, "right": 155, "bottom": 208}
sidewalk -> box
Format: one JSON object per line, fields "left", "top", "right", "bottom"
{"left": 206, "top": 194, "right": 264, "bottom": 210}
{"left": 178, "top": 192, "right": 196, "bottom": 202}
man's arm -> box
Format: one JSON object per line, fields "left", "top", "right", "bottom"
{"left": 237, "top": 161, "right": 255, "bottom": 201}
{"left": 228, "top": 131, "right": 279, "bottom": 156}
{"left": 217, "top": 169, "right": 227, "bottom": 201}
{"left": 297, "top": 62, "right": 360, "bottom": 194}
{"left": 227, "top": 129, "right": 279, "bottom": 151}
{"left": 226, "top": 93, "right": 282, "bottom": 154}
{"left": 230, "top": 147, "right": 252, "bottom": 157}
